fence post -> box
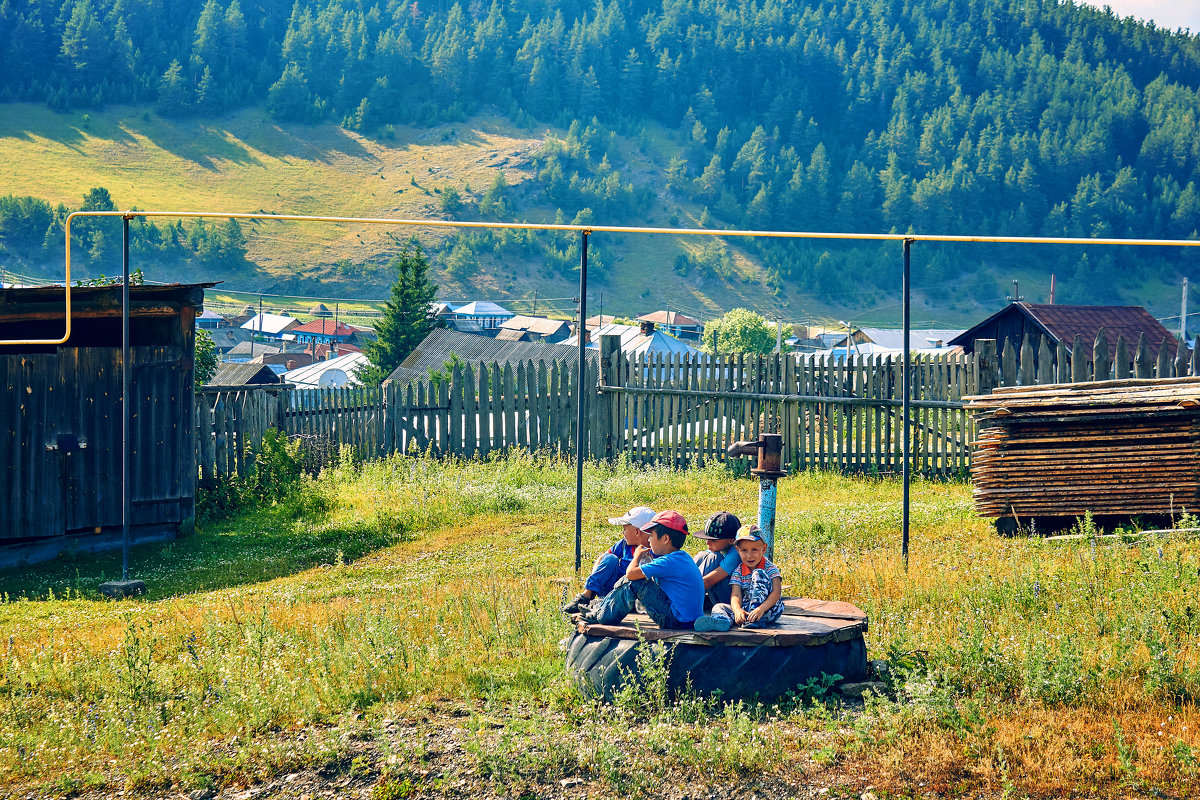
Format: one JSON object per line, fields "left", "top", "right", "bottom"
{"left": 1174, "top": 340, "right": 1190, "bottom": 377}
{"left": 1037, "top": 336, "right": 1054, "bottom": 385}
{"left": 1135, "top": 333, "right": 1153, "bottom": 378}
{"left": 1093, "top": 328, "right": 1111, "bottom": 380}
{"left": 599, "top": 333, "right": 621, "bottom": 459}
{"left": 1071, "top": 334, "right": 1088, "bottom": 382}
{"left": 1001, "top": 338, "right": 1017, "bottom": 387}
{"left": 1114, "top": 334, "right": 1130, "bottom": 380}
{"left": 1018, "top": 336, "right": 1035, "bottom": 386}
{"left": 975, "top": 339, "right": 998, "bottom": 395}
{"left": 1156, "top": 339, "right": 1171, "bottom": 378}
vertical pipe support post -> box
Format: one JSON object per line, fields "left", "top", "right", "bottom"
{"left": 574, "top": 230, "right": 590, "bottom": 574}
{"left": 122, "top": 215, "right": 131, "bottom": 582}
{"left": 100, "top": 215, "right": 147, "bottom": 598}
{"left": 902, "top": 238, "right": 912, "bottom": 568}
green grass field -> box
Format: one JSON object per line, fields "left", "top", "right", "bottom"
{"left": 1, "top": 452, "right": 1197, "bottom": 799}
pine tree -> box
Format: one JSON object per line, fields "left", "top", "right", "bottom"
{"left": 359, "top": 242, "right": 439, "bottom": 386}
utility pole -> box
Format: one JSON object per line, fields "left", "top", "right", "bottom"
{"left": 1182, "top": 277, "right": 1189, "bottom": 342}
{"left": 774, "top": 316, "right": 783, "bottom": 353}
{"left": 333, "top": 301, "right": 340, "bottom": 359}
{"left": 532, "top": 288, "right": 537, "bottom": 315}
{"left": 1049, "top": 273, "right": 1056, "bottom": 305}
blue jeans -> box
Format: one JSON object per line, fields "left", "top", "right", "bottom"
{"left": 694, "top": 550, "right": 733, "bottom": 608}
{"left": 710, "top": 601, "right": 782, "bottom": 628}
{"left": 591, "top": 578, "right": 691, "bottom": 629}
{"left": 584, "top": 553, "right": 626, "bottom": 597}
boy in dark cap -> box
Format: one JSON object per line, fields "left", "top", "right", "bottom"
{"left": 694, "top": 524, "right": 784, "bottom": 632}
{"left": 691, "top": 511, "right": 742, "bottom": 609}
{"left": 576, "top": 510, "right": 704, "bottom": 630}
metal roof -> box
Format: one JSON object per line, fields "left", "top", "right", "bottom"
{"left": 283, "top": 352, "right": 369, "bottom": 387}
{"left": 208, "top": 362, "right": 281, "bottom": 386}
{"left": 500, "top": 315, "right": 570, "bottom": 336}
{"left": 384, "top": 327, "right": 591, "bottom": 386}
{"left": 451, "top": 301, "right": 513, "bottom": 316}
{"left": 950, "top": 303, "right": 1179, "bottom": 360}
{"left": 292, "top": 319, "right": 357, "bottom": 336}
{"left": 240, "top": 312, "right": 298, "bottom": 335}
{"left": 845, "top": 328, "right": 965, "bottom": 350}
{"left": 636, "top": 310, "right": 702, "bottom": 327}
{"left": 563, "top": 323, "right": 700, "bottom": 357}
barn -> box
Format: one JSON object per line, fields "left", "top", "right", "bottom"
{"left": 0, "top": 282, "right": 214, "bottom": 568}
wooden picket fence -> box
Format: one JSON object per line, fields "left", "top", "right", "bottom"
{"left": 194, "top": 328, "right": 1195, "bottom": 481}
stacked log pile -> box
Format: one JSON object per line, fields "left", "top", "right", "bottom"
{"left": 966, "top": 378, "right": 1200, "bottom": 521}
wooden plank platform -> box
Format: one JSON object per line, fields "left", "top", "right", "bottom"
{"left": 574, "top": 597, "right": 868, "bottom": 647}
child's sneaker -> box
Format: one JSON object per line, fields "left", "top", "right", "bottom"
{"left": 561, "top": 592, "right": 592, "bottom": 614}
{"left": 694, "top": 614, "right": 732, "bottom": 632}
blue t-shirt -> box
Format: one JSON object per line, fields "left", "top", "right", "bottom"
{"left": 718, "top": 547, "right": 742, "bottom": 576}
{"left": 609, "top": 539, "right": 637, "bottom": 570}
{"left": 640, "top": 549, "right": 705, "bottom": 624}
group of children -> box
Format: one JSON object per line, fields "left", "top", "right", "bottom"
{"left": 563, "top": 507, "right": 785, "bottom": 632}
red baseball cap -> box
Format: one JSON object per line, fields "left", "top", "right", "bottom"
{"left": 641, "top": 509, "right": 688, "bottom": 534}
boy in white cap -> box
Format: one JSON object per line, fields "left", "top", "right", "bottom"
{"left": 693, "top": 524, "right": 785, "bottom": 632}
{"left": 578, "top": 510, "right": 705, "bottom": 630}
{"left": 562, "top": 505, "right": 656, "bottom": 613}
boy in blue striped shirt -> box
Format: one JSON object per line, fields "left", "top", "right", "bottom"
{"left": 693, "top": 525, "right": 785, "bottom": 632}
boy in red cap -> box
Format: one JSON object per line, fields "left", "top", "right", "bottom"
{"left": 694, "top": 524, "right": 784, "bottom": 632}
{"left": 576, "top": 510, "right": 704, "bottom": 630}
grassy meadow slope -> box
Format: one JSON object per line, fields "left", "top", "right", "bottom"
{"left": 0, "top": 102, "right": 1002, "bottom": 326}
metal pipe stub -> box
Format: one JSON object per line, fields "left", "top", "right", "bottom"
{"left": 726, "top": 433, "right": 788, "bottom": 479}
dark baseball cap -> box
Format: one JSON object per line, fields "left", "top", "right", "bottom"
{"left": 692, "top": 511, "right": 741, "bottom": 541}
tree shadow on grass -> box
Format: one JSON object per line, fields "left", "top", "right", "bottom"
{"left": 0, "top": 503, "right": 396, "bottom": 601}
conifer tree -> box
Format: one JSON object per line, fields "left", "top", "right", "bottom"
{"left": 359, "top": 242, "right": 438, "bottom": 386}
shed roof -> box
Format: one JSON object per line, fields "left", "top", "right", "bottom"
{"left": 950, "top": 303, "right": 1179, "bottom": 360}
{"left": 208, "top": 362, "right": 281, "bottom": 386}
{"left": 499, "top": 315, "right": 570, "bottom": 336}
{"left": 292, "top": 319, "right": 357, "bottom": 336}
{"left": 384, "top": 327, "right": 590, "bottom": 386}
{"left": 637, "top": 310, "right": 702, "bottom": 327}
{"left": 0, "top": 282, "right": 217, "bottom": 353}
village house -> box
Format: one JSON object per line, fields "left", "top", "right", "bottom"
{"left": 635, "top": 310, "right": 704, "bottom": 340}
{"left": 496, "top": 315, "right": 571, "bottom": 343}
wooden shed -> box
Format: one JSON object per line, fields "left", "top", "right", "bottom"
{"left": 0, "top": 283, "right": 214, "bottom": 567}
{"left": 949, "top": 303, "right": 1178, "bottom": 363}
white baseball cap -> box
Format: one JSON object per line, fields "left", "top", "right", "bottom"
{"left": 608, "top": 506, "right": 656, "bottom": 529}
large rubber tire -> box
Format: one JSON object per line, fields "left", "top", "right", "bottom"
{"left": 565, "top": 633, "right": 867, "bottom": 703}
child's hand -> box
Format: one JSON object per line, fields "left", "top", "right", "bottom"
{"left": 733, "top": 606, "right": 748, "bottom": 625}
{"left": 746, "top": 606, "right": 765, "bottom": 623}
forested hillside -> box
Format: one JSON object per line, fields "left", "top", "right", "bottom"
{"left": 3, "top": 0, "right": 1200, "bottom": 311}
